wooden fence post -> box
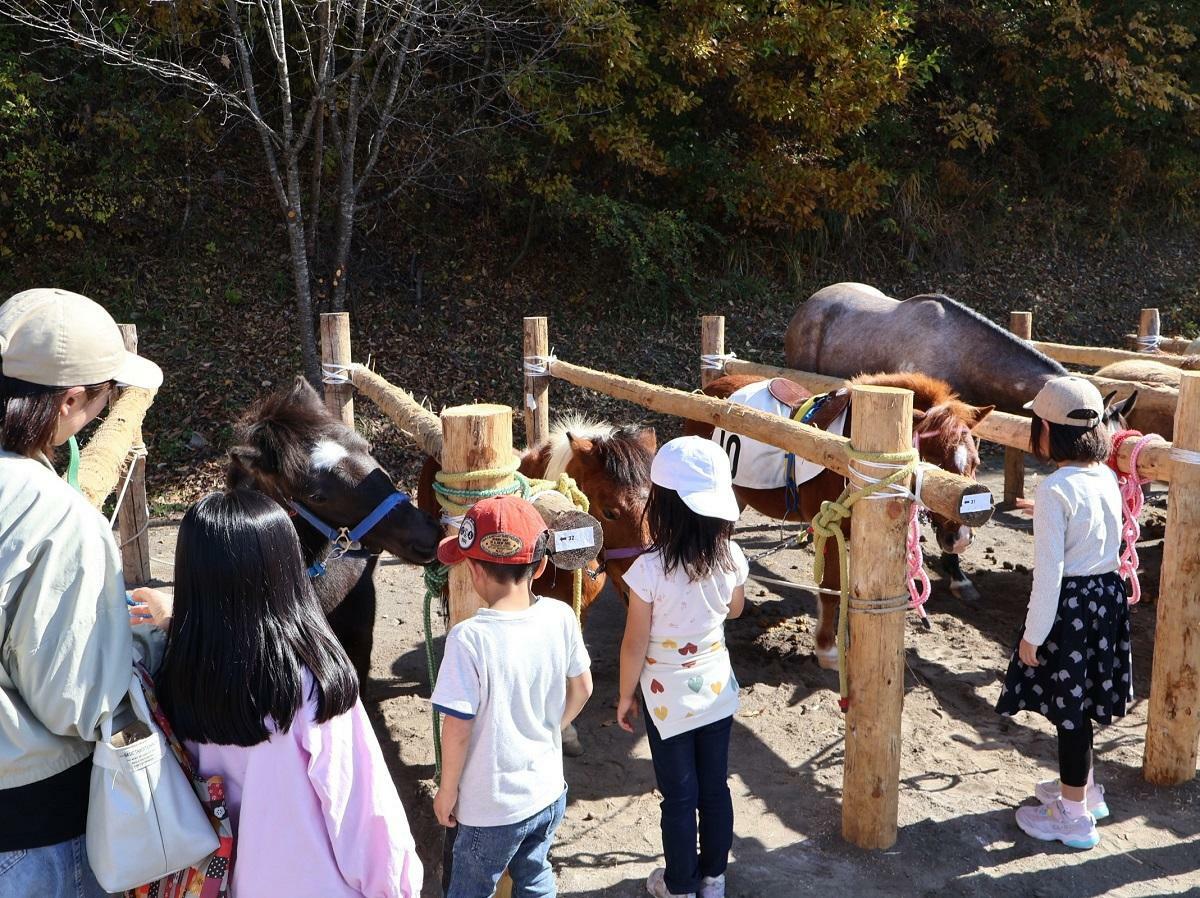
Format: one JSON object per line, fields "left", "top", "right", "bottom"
{"left": 439, "top": 402, "right": 517, "bottom": 898}
{"left": 523, "top": 317, "right": 550, "bottom": 449}
{"left": 320, "top": 312, "right": 354, "bottom": 428}
{"left": 701, "top": 315, "right": 725, "bottom": 388}
{"left": 1144, "top": 372, "right": 1200, "bottom": 784}
{"left": 842, "top": 384, "right": 914, "bottom": 849}
{"left": 1139, "top": 308, "right": 1162, "bottom": 353}
{"left": 115, "top": 324, "right": 152, "bottom": 586}
{"left": 1004, "top": 311, "right": 1033, "bottom": 505}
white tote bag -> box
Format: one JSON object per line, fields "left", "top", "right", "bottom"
{"left": 86, "top": 668, "right": 219, "bottom": 893}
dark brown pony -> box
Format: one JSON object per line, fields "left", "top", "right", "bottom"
{"left": 228, "top": 378, "right": 442, "bottom": 685}
{"left": 685, "top": 372, "right": 994, "bottom": 669}
{"left": 417, "top": 414, "right": 655, "bottom": 755}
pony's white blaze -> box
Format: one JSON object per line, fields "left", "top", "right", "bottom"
{"left": 311, "top": 439, "right": 349, "bottom": 470}
{"left": 954, "top": 444, "right": 970, "bottom": 474}
{"left": 544, "top": 414, "right": 616, "bottom": 479}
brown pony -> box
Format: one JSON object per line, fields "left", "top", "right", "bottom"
{"left": 684, "top": 372, "right": 993, "bottom": 669}
{"left": 418, "top": 415, "right": 655, "bottom": 755}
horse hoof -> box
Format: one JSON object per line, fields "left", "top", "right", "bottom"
{"left": 950, "top": 579, "right": 981, "bottom": 603}
{"left": 562, "top": 724, "right": 584, "bottom": 758}
{"left": 815, "top": 646, "right": 840, "bottom": 670}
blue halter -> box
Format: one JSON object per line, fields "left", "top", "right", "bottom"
{"left": 289, "top": 491, "right": 412, "bottom": 578}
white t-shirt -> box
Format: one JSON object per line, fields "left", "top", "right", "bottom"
{"left": 430, "top": 596, "right": 590, "bottom": 827}
{"left": 1024, "top": 465, "right": 1123, "bottom": 646}
{"left": 623, "top": 543, "right": 749, "bottom": 738}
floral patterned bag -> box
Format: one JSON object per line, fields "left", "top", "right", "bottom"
{"left": 128, "top": 664, "right": 234, "bottom": 898}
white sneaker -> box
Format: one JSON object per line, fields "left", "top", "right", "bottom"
{"left": 1015, "top": 799, "right": 1100, "bottom": 850}
{"left": 700, "top": 874, "right": 725, "bottom": 898}
{"left": 646, "top": 868, "right": 695, "bottom": 898}
{"left": 1033, "top": 779, "right": 1110, "bottom": 820}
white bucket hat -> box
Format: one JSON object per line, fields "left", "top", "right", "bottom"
{"left": 650, "top": 436, "right": 740, "bottom": 522}
{"left": 0, "top": 288, "right": 162, "bottom": 390}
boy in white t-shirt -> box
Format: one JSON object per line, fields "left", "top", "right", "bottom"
{"left": 431, "top": 495, "right": 593, "bottom": 898}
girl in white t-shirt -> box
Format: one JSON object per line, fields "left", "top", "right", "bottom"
{"left": 618, "top": 437, "right": 747, "bottom": 898}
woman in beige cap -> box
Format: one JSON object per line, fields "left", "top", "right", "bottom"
{"left": 0, "top": 289, "right": 162, "bottom": 897}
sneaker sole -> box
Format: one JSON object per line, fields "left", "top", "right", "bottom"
{"left": 1017, "top": 818, "right": 1100, "bottom": 850}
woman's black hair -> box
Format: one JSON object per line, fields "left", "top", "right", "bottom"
{"left": 644, "top": 484, "right": 735, "bottom": 580}
{"left": 0, "top": 378, "right": 111, "bottom": 457}
{"left": 159, "top": 489, "right": 358, "bottom": 746}
{"left": 1030, "top": 412, "right": 1111, "bottom": 465}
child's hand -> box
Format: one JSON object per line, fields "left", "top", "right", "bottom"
{"left": 433, "top": 786, "right": 458, "bottom": 828}
{"left": 1019, "top": 639, "right": 1040, "bottom": 667}
{"left": 616, "top": 694, "right": 639, "bottom": 733}
{"left": 1013, "top": 497, "right": 1035, "bottom": 516}
{"left": 128, "top": 587, "right": 173, "bottom": 629}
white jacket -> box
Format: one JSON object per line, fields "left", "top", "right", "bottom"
{"left": 0, "top": 450, "right": 135, "bottom": 789}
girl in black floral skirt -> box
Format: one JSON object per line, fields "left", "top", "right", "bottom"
{"left": 995, "top": 376, "right": 1131, "bottom": 850}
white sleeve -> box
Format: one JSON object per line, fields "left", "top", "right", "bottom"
{"left": 429, "top": 628, "right": 481, "bottom": 720}
{"left": 729, "top": 540, "right": 749, "bottom": 587}
{"left": 1024, "top": 486, "right": 1068, "bottom": 646}
{"left": 565, "top": 611, "right": 591, "bottom": 678}
{"left": 622, "top": 554, "right": 657, "bottom": 605}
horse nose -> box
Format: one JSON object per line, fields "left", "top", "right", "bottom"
{"left": 949, "top": 529, "right": 973, "bottom": 554}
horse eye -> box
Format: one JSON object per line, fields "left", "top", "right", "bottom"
{"left": 603, "top": 508, "right": 620, "bottom": 521}
{"left": 308, "top": 493, "right": 327, "bottom": 504}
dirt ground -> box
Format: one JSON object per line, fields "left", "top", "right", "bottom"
{"left": 140, "top": 448, "right": 1200, "bottom": 897}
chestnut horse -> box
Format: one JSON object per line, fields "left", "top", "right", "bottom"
{"left": 685, "top": 372, "right": 994, "bottom": 669}
{"left": 418, "top": 415, "right": 655, "bottom": 755}
{"left": 228, "top": 378, "right": 443, "bottom": 686}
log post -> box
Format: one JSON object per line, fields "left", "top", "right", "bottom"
{"left": 523, "top": 316, "right": 550, "bottom": 449}
{"left": 842, "top": 385, "right": 913, "bottom": 849}
{"left": 701, "top": 315, "right": 726, "bottom": 388}
{"left": 1139, "top": 308, "right": 1162, "bottom": 353}
{"left": 439, "top": 403, "right": 516, "bottom": 897}
{"left": 1144, "top": 372, "right": 1200, "bottom": 784}
{"left": 1004, "top": 311, "right": 1033, "bottom": 505}
{"left": 320, "top": 312, "right": 354, "bottom": 428}
{"left": 115, "top": 324, "right": 152, "bottom": 586}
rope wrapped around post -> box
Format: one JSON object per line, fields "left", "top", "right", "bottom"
{"left": 810, "top": 446, "right": 919, "bottom": 710}
{"left": 77, "top": 387, "right": 157, "bottom": 509}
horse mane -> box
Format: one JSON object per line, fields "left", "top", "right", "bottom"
{"left": 544, "top": 413, "right": 653, "bottom": 487}
{"left": 234, "top": 379, "right": 368, "bottom": 484}
{"left": 903, "top": 293, "right": 1068, "bottom": 375}
{"left": 851, "top": 371, "right": 984, "bottom": 435}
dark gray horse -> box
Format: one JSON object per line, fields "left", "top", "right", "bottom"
{"left": 785, "top": 282, "right": 1067, "bottom": 413}
{"left": 228, "top": 378, "right": 442, "bottom": 684}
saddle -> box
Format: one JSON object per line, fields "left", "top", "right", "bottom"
{"left": 766, "top": 378, "right": 851, "bottom": 433}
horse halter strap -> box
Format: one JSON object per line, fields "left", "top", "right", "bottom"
{"left": 602, "top": 545, "right": 648, "bottom": 561}
{"left": 289, "top": 491, "right": 412, "bottom": 576}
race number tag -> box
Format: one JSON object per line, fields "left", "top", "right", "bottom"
{"left": 554, "top": 527, "right": 596, "bottom": 553}
{"left": 959, "top": 492, "right": 993, "bottom": 514}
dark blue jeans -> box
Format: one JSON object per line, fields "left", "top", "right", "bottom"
{"left": 644, "top": 713, "right": 734, "bottom": 896}
{"left": 0, "top": 836, "right": 110, "bottom": 898}
{"left": 447, "top": 790, "right": 567, "bottom": 898}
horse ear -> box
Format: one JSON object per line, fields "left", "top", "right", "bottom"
{"left": 290, "top": 375, "right": 324, "bottom": 409}
{"left": 634, "top": 426, "right": 657, "bottom": 453}
{"left": 1114, "top": 390, "right": 1138, "bottom": 420}
{"left": 567, "top": 432, "right": 595, "bottom": 456}
{"left": 227, "top": 445, "right": 263, "bottom": 489}
{"left": 967, "top": 404, "right": 995, "bottom": 429}
{"left": 911, "top": 409, "right": 927, "bottom": 423}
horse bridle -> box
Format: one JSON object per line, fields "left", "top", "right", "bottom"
{"left": 289, "top": 491, "right": 412, "bottom": 578}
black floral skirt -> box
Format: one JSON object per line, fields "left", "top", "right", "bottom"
{"left": 995, "top": 572, "right": 1132, "bottom": 730}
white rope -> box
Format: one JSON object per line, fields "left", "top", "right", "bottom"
{"left": 108, "top": 445, "right": 149, "bottom": 527}
{"left": 847, "top": 456, "right": 922, "bottom": 503}
{"left": 700, "top": 352, "right": 736, "bottom": 372}
{"left": 848, "top": 593, "right": 910, "bottom": 614}
{"left": 321, "top": 363, "right": 352, "bottom": 385}
{"left": 749, "top": 573, "right": 840, "bottom": 595}
{"left": 523, "top": 354, "right": 557, "bottom": 378}
{"left": 1138, "top": 334, "right": 1163, "bottom": 351}
{"left": 440, "top": 512, "right": 466, "bottom": 528}
{"left": 1170, "top": 447, "right": 1200, "bottom": 466}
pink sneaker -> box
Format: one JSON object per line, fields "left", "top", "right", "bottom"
{"left": 1015, "top": 799, "right": 1100, "bottom": 850}
{"left": 646, "top": 868, "right": 694, "bottom": 898}
{"left": 1033, "top": 779, "right": 1109, "bottom": 820}
{"left": 700, "top": 874, "right": 725, "bottom": 898}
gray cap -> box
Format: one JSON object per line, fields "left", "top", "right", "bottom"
{"left": 1024, "top": 375, "right": 1104, "bottom": 426}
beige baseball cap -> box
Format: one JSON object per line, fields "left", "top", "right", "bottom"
{"left": 0, "top": 288, "right": 162, "bottom": 390}
{"left": 1024, "top": 375, "right": 1104, "bottom": 426}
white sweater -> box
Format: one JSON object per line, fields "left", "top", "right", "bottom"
{"left": 1024, "top": 464, "right": 1123, "bottom": 646}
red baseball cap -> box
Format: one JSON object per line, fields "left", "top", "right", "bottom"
{"left": 437, "top": 495, "right": 549, "bottom": 566}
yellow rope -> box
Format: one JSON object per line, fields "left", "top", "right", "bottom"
{"left": 810, "top": 446, "right": 917, "bottom": 705}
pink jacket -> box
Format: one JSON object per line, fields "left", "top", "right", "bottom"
{"left": 187, "top": 679, "right": 422, "bottom": 898}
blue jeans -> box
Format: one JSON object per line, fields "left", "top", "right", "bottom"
{"left": 0, "top": 836, "right": 110, "bottom": 898}
{"left": 645, "top": 714, "right": 734, "bottom": 896}
{"left": 447, "top": 790, "right": 567, "bottom": 898}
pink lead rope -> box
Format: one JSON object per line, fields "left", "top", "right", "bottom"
{"left": 1108, "top": 430, "right": 1162, "bottom": 606}
{"left": 907, "top": 501, "right": 932, "bottom": 620}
